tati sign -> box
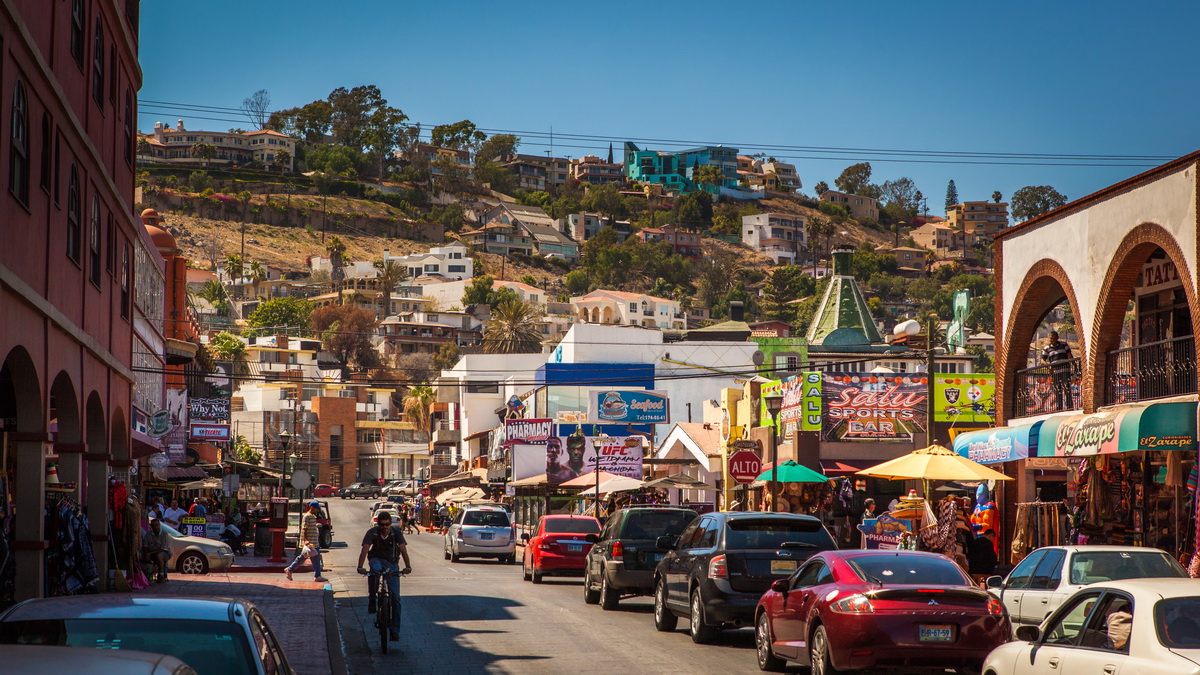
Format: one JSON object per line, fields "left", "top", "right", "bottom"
{"left": 1137, "top": 258, "right": 1182, "bottom": 295}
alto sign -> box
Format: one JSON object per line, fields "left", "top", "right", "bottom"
{"left": 728, "top": 450, "right": 762, "bottom": 484}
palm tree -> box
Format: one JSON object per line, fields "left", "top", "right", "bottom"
{"left": 196, "top": 279, "right": 230, "bottom": 316}
{"left": 223, "top": 253, "right": 243, "bottom": 299}
{"left": 136, "top": 137, "right": 153, "bottom": 160}
{"left": 402, "top": 384, "right": 435, "bottom": 432}
{"left": 807, "top": 216, "right": 834, "bottom": 272}
{"left": 207, "top": 331, "right": 249, "bottom": 375}
{"left": 484, "top": 297, "right": 543, "bottom": 354}
{"left": 326, "top": 235, "right": 347, "bottom": 304}
{"left": 246, "top": 260, "right": 267, "bottom": 300}
{"left": 373, "top": 258, "right": 409, "bottom": 318}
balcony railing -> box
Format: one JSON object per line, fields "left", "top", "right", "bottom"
{"left": 1015, "top": 357, "right": 1082, "bottom": 417}
{"left": 1105, "top": 336, "right": 1197, "bottom": 405}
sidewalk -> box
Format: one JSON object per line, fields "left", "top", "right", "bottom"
{"left": 141, "top": 570, "right": 343, "bottom": 675}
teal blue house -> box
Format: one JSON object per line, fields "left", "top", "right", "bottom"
{"left": 623, "top": 142, "right": 759, "bottom": 200}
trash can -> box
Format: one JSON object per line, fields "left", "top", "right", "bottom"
{"left": 253, "top": 520, "right": 272, "bottom": 557}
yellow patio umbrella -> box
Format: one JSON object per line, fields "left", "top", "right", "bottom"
{"left": 856, "top": 444, "right": 1013, "bottom": 482}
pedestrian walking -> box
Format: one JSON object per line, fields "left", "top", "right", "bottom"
{"left": 284, "top": 501, "right": 328, "bottom": 582}
{"left": 1042, "top": 331, "right": 1075, "bottom": 410}
{"left": 188, "top": 497, "right": 208, "bottom": 517}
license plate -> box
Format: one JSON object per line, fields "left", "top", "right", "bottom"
{"left": 919, "top": 625, "right": 954, "bottom": 642}
{"left": 770, "top": 560, "right": 798, "bottom": 575}
{"left": 480, "top": 532, "right": 493, "bottom": 540}
{"left": 567, "top": 544, "right": 582, "bottom": 552}
{"left": 652, "top": 553, "right": 665, "bottom": 562}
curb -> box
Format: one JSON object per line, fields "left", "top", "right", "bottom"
{"left": 324, "top": 584, "right": 348, "bottom": 675}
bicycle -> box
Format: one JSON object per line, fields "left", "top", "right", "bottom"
{"left": 360, "top": 567, "right": 409, "bottom": 654}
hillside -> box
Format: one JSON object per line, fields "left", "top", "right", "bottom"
{"left": 758, "top": 198, "right": 895, "bottom": 250}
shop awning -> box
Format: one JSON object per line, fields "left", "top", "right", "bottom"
{"left": 819, "top": 459, "right": 876, "bottom": 476}
{"left": 1038, "top": 401, "right": 1197, "bottom": 457}
{"left": 952, "top": 422, "right": 1043, "bottom": 464}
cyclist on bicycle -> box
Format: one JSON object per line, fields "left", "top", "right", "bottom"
{"left": 357, "top": 510, "right": 412, "bottom": 641}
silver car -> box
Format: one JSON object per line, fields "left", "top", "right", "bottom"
{"left": 158, "top": 522, "right": 235, "bottom": 574}
{"left": 444, "top": 506, "right": 516, "bottom": 564}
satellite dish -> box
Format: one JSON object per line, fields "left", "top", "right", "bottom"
{"left": 752, "top": 350, "right": 764, "bottom": 366}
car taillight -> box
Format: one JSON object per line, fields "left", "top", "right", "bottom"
{"left": 830, "top": 593, "right": 875, "bottom": 614}
{"left": 612, "top": 541, "right": 623, "bottom": 561}
{"left": 510, "top": 527, "right": 516, "bottom": 542}
{"left": 987, "top": 597, "right": 1003, "bottom": 616}
{"left": 708, "top": 554, "right": 728, "bottom": 580}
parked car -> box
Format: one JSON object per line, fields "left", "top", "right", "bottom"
{"left": 284, "top": 500, "right": 333, "bottom": 550}
{"left": 755, "top": 550, "right": 1010, "bottom": 673}
{"left": 654, "top": 512, "right": 837, "bottom": 644}
{"left": 444, "top": 505, "right": 516, "bottom": 564}
{"left": 983, "top": 578, "right": 1200, "bottom": 675}
{"left": 382, "top": 480, "right": 418, "bottom": 497}
{"left": 582, "top": 506, "right": 697, "bottom": 609}
{"left": 341, "top": 482, "right": 380, "bottom": 499}
{"left": 311, "top": 484, "right": 338, "bottom": 498}
{"left": 157, "top": 522, "right": 235, "bottom": 575}
{"left": 0, "top": 596, "right": 295, "bottom": 674}
{"left": 521, "top": 515, "right": 601, "bottom": 583}
{"left": 1, "top": 644, "right": 198, "bottom": 675}
{"left": 987, "top": 545, "right": 1187, "bottom": 628}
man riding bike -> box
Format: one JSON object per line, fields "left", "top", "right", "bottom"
{"left": 357, "top": 510, "right": 412, "bottom": 641}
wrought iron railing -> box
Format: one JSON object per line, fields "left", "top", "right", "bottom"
{"left": 1105, "top": 336, "right": 1197, "bottom": 405}
{"left": 1015, "top": 357, "right": 1082, "bottom": 417}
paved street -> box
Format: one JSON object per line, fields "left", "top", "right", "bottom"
{"left": 321, "top": 499, "right": 771, "bottom": 674}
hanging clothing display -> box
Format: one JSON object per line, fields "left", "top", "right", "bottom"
{"left": 1011, "top": 502, "right": 1063, "bottom": 565}
{"left": 44, "top": 497, "right": 99, "bottom": 596}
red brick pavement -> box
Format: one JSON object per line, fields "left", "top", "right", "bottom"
{"left": 141, "top": 571, "right": 334, "bottom": 675}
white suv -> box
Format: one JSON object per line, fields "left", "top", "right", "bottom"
{"left": 444, "top": 505, "right": 516, "bottom": 564}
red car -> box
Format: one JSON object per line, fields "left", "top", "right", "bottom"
{"left": 754, "top": 550, "right": 1009, "bottom": 673}
{"left": 312, "top": 484, "right": 338, "bottom": 498}
{"left": 521, "top": 515, "right": 601, "bottom": 583}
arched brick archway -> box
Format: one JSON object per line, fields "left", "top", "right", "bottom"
{"left": 1087, "top": 223, "right": 1200, "bottom": 410}
{"left": 998, "top": 259, "right": 1086, "bottom": 423}
{"left": 2, "top": 346, "right": 46, "bottom": 600}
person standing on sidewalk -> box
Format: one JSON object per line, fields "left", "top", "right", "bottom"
{"left": 162, "top": 498, "right": 187, "bottom": 531}
{"left": 189, "top": 497, "right": 208, "bottom": 517}
{"left": 357, "top": 511, "right": 411, "bottom": 642}
{"left": 285, "top": 501, "right": 328, "bottom": 582}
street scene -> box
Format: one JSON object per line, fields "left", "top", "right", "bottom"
{"left": 5, "top": 1, "right": 1200, "bottom": 673}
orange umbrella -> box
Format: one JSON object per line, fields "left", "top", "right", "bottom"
{"left": 560, "top": 471, "right": 624, "bottom": 487}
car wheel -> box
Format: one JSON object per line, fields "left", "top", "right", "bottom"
{"left": 502, "top": 554, "right": 516, "bottom": 565}
{"left": 443, "top": 545, "right": 451, "bottom": 561}
{"left": 599, "top": 573, "right": 619, "bottom": 610}
{"left": 450, "top": 544, "right": 460, "bottom": 563}
{"left": 177, "top": 552, "right": 208, "bottom": 575}
{"left": 689, "top": 588, "right": 718, "bottom": 644}
{"left": 583, "top": 570, "right": 600, "bottom": 604}
{"left": 532, "top": 564, "right": 544, "bottom": 584}
{"left": 522, "top": 555, "right": 532, "bottom": 581}
{"left": 654, "top": 579, "right": 678, "bottom": 632}
{"left": 810, "top": 625, "right": 841, "bottom": 675}
{"left": 756, "top": 612, "right": 786, "bottom": 671}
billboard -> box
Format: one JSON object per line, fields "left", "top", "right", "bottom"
{"left": 165, "top": 389, "right": 189, "bottom": 463}
{"left": 588, "top": 390, "right": 669, "bottom": 424}
{"left": 546, "top": 435, "right": 645, "bottom": 484}
{"left": 822, "top": 373, "right": 927, "bottom": 442}
{"left": 190, "top": 396, "right": 230, "bottom": 422}
{"left": 506, "top": 418, "right": 553, "bottom": 483}
{"left": 934, "top": 375, "right": 995, "bottom": 423}
{"left": 762, "top": 373, "right": 822, "bottom": 435}
{"left": 505, "top": 418, "right": 553, "bottom": 443}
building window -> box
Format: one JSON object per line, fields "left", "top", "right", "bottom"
{"left": 66, "top": 165, "right": 81, "bottom": 263}
{"left": 53, "top": 131, "right": 60, "bottom": 204}
{"left": 92, "top": 19, "right": 105, "bottom": 108}
{"left": 106, "top": 213, "right": 114, "bottom": 274}
{"left": 108, "top": 44, "right": 116, "bottom": 103}
{"left": 70, "top": 0, "right": 85, "bottom": 68}
{"left": 120, "top": 240, "right": 130, "bottom": 319}
{"left": 89, "top": 193, "right": 101, "bottom": 287}
{"left": 123, "top": 91, "right": 133, "bottom": 166}
{"left": 9, "top": 81, "right": 29, "bottom": 205}
{"left": 38, "top": 113, "right": 51, "bottom": 192}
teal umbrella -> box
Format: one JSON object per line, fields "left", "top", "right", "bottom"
{"left": 754, "top": 460, "right": 829, "bottom": 483}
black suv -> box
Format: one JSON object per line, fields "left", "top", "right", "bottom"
{"left": 653, "top": 512, "right": 837, "bottom": 643}
{"left": 341, "top": 482, "right": 380, "bottom": 499}
{"left": 582, "top": 507, "right": 697, "bottom": 610}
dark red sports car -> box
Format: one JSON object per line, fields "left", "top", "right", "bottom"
{"left": 754, "top": 549, "right": 1009, "bottom": 673}
{"left": 521, "top": 515, "right": 601, "bottom": 583}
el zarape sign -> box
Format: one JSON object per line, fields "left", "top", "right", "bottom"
{"left": 822, "top": 374, "right": 927, "bottom": 442}
{"left": 1042, "top": 401, "right": 1198, "bottom": 456}
{"left": 588, "top": 390, "right": 669, "bottom": 424}
{"left": 934, "top": 375, "right": 996, "bottom": 423}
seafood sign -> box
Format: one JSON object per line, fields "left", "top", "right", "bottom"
{"left": 588, "top": 390, "right": 669, "bottom": 424}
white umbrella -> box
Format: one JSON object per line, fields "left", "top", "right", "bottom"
{"left": 576, "top": 476, "right": 645, "bottom": 496}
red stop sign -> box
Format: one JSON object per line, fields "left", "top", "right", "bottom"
{"left": 729, "top": 450, "right": 762, "bottom": 484}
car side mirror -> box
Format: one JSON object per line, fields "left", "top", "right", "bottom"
{"left": 656, "top": 535, "right": 676, "bottom": 550}
{"left": 1015, "top": 625, "right": 1040, "bottom": 642}
{"left": 986, "top": 575, "right": 1003, "bottom": 589}
{"left": 770, "top": 579, "right": 789, "bottom": 593}
{"left": 520, "top": 533, "right": 530, "bottom": 541}
{"left": 584, "top": 533, "right": 599, "bottom": 544}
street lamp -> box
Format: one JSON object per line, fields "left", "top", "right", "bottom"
{"left": 277, "top": 429, "right": 291, "bottom": 496}
{"left": 763, "top": 392, "right": 784, "bottom": 512}
{"left": 894, "top": 318, "right": 938, "bottom": 446}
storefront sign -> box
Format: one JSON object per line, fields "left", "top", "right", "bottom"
{"left": 801, "top": 372, "right": 822, "bottom": 431}
{"left": 857, "top": 514, "right": 912, "bottom": 550}
{"left": 822, "top": 374, "right": 927, "bottom": 442}
{"left": 546, "top": 435, "right": 645, "bottom": 483}
{"left": 190, "top": 422, "right": 231, "bottom": 441}
{"left": 1137, "top": 258, "right": 1182, "bottom": 295}
{"left": 190, "top": 397, "right": 229, "bottom": 422}
{"left": 934, "top": 375, "right": 996, "bottom": 423}
{"left": 180, "top": 516, "right": 206, "bottom": 538}
{"left": 505, "top": 419, "right": 553, "bottom": 443}
{"left": 588, "top": 390, "right": 669, "bottom": 424}
{"left": 952, "top": 424, "right": 1037, "bottom": 464}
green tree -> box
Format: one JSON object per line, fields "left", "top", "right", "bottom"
{"left": 136, "top": 137, "right": 152, "bottom": 159}
{"left": 760, "top": 266, "right": 815, "bottom": 323}
{"left": 188, "top": 170, "right": 212, "bottom": 193}
{"left": 992, "top": 190, "right": 1003, "bottom": 204}
{"left": 520, "top": 274, "right": 538, "bottom": 287}
{"left": 813, "top": 180, "right": 829, "bottom": 196}
{"left": 432, "top": 342, "right": 460, "bottom": 372}
{"left": 402, "top": 385, "right": 435, "bottom": 430}
{"left": 223, "top": 253, "right": 243, "bottom": 298}
{"left": 328, "top": 84, "right": 387, "bottom": 150}
{"left": 881, "top": 177, "right": 921, "bottom": 220}
{"left": 325, "top": 235, "right": 347, "bottom": 303}
{"left": 581, "top": 183, "right": 628, "bottom": 222}
{"left": 208, "top": 331, "right": 246, "bottom": 361}
{"left": 834, "top": 162, "right": 873, "bottom": 195}
{"left": 564, "top": 269, "right": 590, "bottom": 295}
{"left": 1010, "top": 185, "right": 1067, "bottom": 222}
{"left": 310, "top": 304, "right": 379, "bottom": 368}
{"left": 672, "top": 191, "right": 712, "bottom": 230}
{"left": 373, "top": 258, "right": 408, "bottom": 318}
{"left": 945, "top": 179, "right": 960, "bottom": 210}
{"left": 483, "top": 298, "right": 543, "bottom": 354}
{"left": 196, "top": 279, "right": 230, "bottom": 315}
{"left": 693, "top": 164, "right": 724, "bottom": 188}
{"left": 273, "top": 148, "right": 291, "bottom": 174}
{"left": 306, "top": 144, "right": 364, "bottom": 176}
{"left": 516, "top": 190, "right": 551, "bottom": 208}
{"left": 244, "top": 297, "right": 313, "bottom": 337}
{"left": 363, "top": 104, "right": 410, "bottom": 179}
{"left": 806, "top": 216, "right": 835, "bottom": 269}
{"left": 966, "top": 345, "right": 994, "bottom": 373}
{"left": 475, "top": 133, "right": 519, "bottom": 164}
{"left": 431, "top": 120, "right": 486, "bottom": 155}
{"left": 246, "top": 260, "right": 266, "bottom": 299}
{"left": 461, "top": 274, "right": 496, "bottom": 306}
{"left": 191, "top": 141, "right": 216, "bottom": 168}
{"left": 230, "top": 433, "right": 262, "bottom": 465}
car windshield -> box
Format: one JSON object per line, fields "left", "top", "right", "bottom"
{"left": 0, "top": 618, "right": 257, "bottom": 675}
{"left": 543, "top": 518, "right": 600, "bottom": 534}
{"left": 848, "top": 555, "right": 970, "bottom": 586}
{"left": 463, "top": 511, "right": 511, "bottom": 527}
{"left": 724, "top": 517, "right": 836, "bottom": 550}
{"left": 1156, "top": 597, "right": 1200, "bottom": 647}
{"left": 620, "top": 510, "right": 695, "bottom": 540}
{"left": 1068, "top": 551, "right": 1186, "bottom": 584}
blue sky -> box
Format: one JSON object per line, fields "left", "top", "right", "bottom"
{"left": 138, "top": 1, "right": 1200, "bottom": 211}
